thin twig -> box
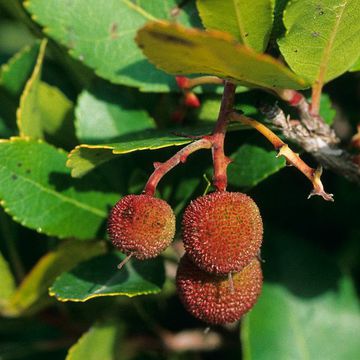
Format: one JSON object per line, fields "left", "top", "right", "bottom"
{"left": 211, "top": 81, "right": 236, "bottom": 191}
{"left": 143, "top": 138, "right": 212, "bottom": 196}
{"left": 230, "top": 112, "right": 334, "bottom": 201}
{"left": 260, "top": 100, "right": 360, "bottom": 185}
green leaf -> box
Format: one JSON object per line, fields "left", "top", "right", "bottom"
{"left": 197, "top": 0, "right": 274, "bottom": 52}
{"left": 228, "top": 144, "right": 285, "bottom": 188}
{"left": 50, "top": 252, "right": 165, "bottom": 302}
{"left": 66, "top": 320, "right": 124, "bottom": 360}
{"left": 25, "top": 0, "right": 200, "bottom": 92}
{"left": 36, "top": 82, "right": 76, "bottom": 148}
{"left": 0, "top": 251, "right": 16, "bottom": 307}
{"left": 242, "top": 230, "right": 360, "bottom": 360}
{"left": 243, "top": 278, "right": 360, "bottom": 360}
{"left": 0, "top": 42, "right": 42, "bottom": 138}
{"left": 278, "top": 0, "right": 360, "bottom": 85}
{"left": 0, "top": 138, "right": 119, "bottom": 239}
{"left": 67, "top": 129, "right": 199, "bottom": 178}
{"left": 350, "top": 56, "right": 360, "bottom": 72}
{"left": 136, "top": 21, "right": 308, "bottom": 90}
{"left": 270, "top": 0, "right": 290, "bottom": 40}
{"left": 0, "top": 41, "right": 40, "bottom": 97}
{"left": 75, "top": 81, "right": 156, "bottom": 144}
{"left": 16, "top": 39, "right": 47, "bottom": 139}
{"left": 319, "top": 93, "right": 336, "bottom": 125}
{"left": 2, "top": 240, "right": 106, "bottom": 316}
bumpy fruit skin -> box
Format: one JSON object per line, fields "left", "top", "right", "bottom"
{"left": 182, "top": 191, "right": 263, "bottom": 274}
{"left": 176, "top": 256, "right": 263, "bottom": 324}
{"left": 108, "top": 194, "right": 175, "bottom": 259}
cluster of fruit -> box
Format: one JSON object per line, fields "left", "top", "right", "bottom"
{"left": 107, "top": 191, "right": 263, "bottom": 325}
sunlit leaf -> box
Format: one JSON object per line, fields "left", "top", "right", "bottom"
{"left": 197, "top": 0, "right": 274, "bottom": 52}
{"left": 0, "top": 138, "right": 119, "bottom": 239}
{"left": 278, "top": 0, "right": 360, "bottom": 84}
{"left": 16, "top": 39, "right": 47, "bottom": 139}
{"left": 136, "top": 21, "right": 308, "bottom": 90}
{"left": 25, "top": 0, "right": 201, "bottom": 91}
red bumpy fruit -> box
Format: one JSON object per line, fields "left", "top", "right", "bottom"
{"left": 176, "top": 255, "right": 263, "bottom": 324}
{"left": 108, "top": 194, "right": 175, "bottom": 259}
{"left": 182, "top": 191, "right": 263, "bottom": 274}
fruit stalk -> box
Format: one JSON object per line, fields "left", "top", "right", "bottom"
{"left": 143, "top": 138, "right": 212, "bottom": 196}
{"left": 211, "top": 81, "right": 236, "bottom": 191}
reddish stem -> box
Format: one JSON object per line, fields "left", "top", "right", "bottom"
{"left": 143, "top": 82, "right": 236, "bottom": 196}
{"left": 143, "top": 138, "right": 212, "bottom": 196}
{"left": 211, "top": 82, "right": 236, "bottom": 191}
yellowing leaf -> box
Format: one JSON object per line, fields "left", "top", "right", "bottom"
{"left": 136, "top": 21, "right": 308, "bottom": 90}
{"left": 0, "top": 251, "right": 16, "bottom": 308}
{"left": 1, "top": 240, "right": 106, "bottom": 317}
{"left": 16, "top": 39, "right": 47, "bottom": 139}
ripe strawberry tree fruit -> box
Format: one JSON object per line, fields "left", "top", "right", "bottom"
{"left": 0, "top": 1, "right": 359, "bottom": 359}
{"left": 108, "top": 194, "right": 175, "bottom": 262}
{"left": 182, "top": 191, "right": 263, "bottom": 275}
{"left": 176, "top": 255, "right": 263, "bottom": 325}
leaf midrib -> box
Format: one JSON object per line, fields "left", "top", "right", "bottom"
{"left": 232, "top": 0, "right": 250, "bottom": 47}
{"left": 0, "top": 166, "right": 106, "bottom": 218}
{"left": 316, "top": 1, "right": 348, "bottom": 85}
{"left": 122, "top": 0, "right": 157, "bottom": 21}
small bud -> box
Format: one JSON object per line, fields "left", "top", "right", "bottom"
{"left": 184, "top": 92, "right": 201, "bottom": 108}
{"left": 176, "top": 76, "right": 191, "bottom": 89}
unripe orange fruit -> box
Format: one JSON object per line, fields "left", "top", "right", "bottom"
{"left": 176, "top": 255, "right": 263, "bottom": 324}
{"left": 108, "top": 194, "right": 175, "bottom": 259}
{"left": 182, "top": 192, "right": 263, "bottom": 274}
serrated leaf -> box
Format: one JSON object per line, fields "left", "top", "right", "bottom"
{"left": 0, "top": 41, "right": 40, "bottom": 97}
{"left": 228, "top": 144, "right": 285, "bottom": 188}
{"left": 25, "top": 0, "right": 200, "bottom": 92}
{"left": 136, "top": 21, "right": 308, "bottom": 90}
{"left": 0, "top": 138, "right": 119, "bottom": 239}
{"left": 16, "top": 39, "right": 47, "bottom": 139}
{"left": 66, "top": 320, "right": 124, "bottom": 360}
{"left": 2, "top": 240, "right": 106, "bottom": 317}
{"left": 197, "top": 0, "right": 274, "bottom": 52}
{"left": 67, "top": 129, "right": 200, "bottom": 178}
{"left": 50, "top": 252, "right": 165, "bottom": 302}
{"left": 75, "top": 81, "right": 156, "bottom": 144}
{"left": 278, "top": 0, "right": 360, "bottom": 85}
{"left": 0, "top": 42, "right": 42, "bottom": 138}
{"left": 0, "top": 251, "right": 16, "bottom": 307}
